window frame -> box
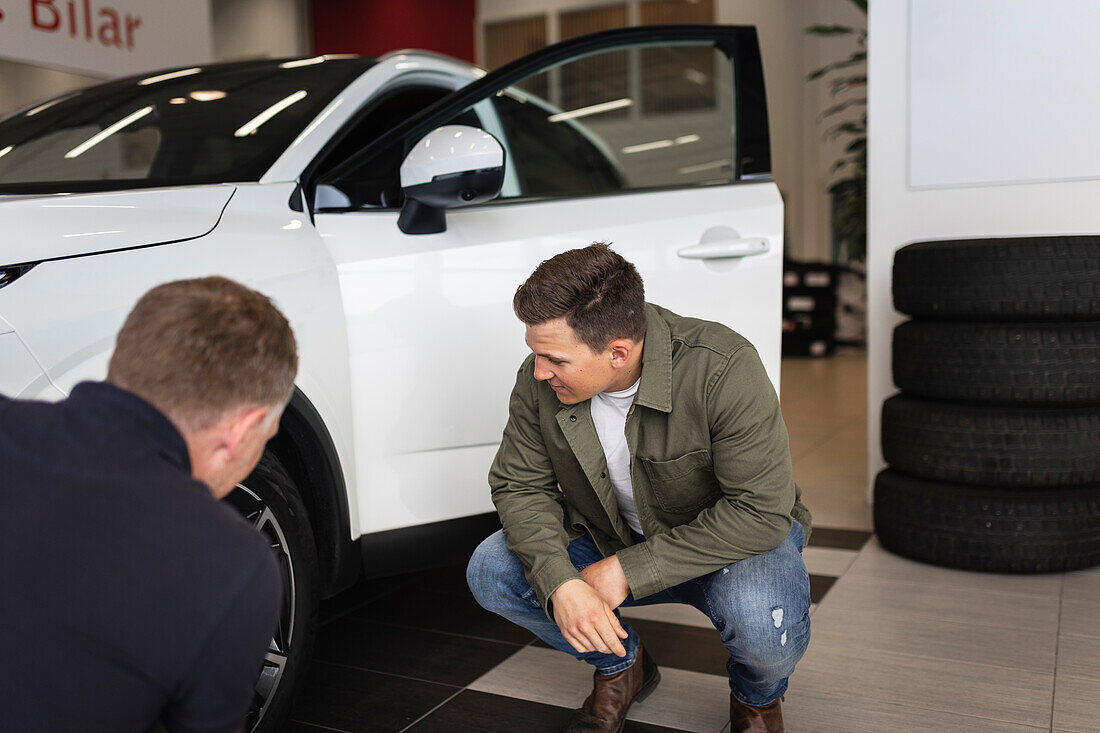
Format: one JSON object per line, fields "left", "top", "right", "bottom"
{"left": 309, "top": 25, "right": 771, "bottom": 215}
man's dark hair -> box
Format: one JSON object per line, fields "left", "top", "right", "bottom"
{"left": 514, "top": 242, "right": 646, "bottom": 352}
{"left": 107, "top": 276, "right": 298, "bottom": 431}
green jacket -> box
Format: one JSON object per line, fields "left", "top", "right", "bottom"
{"left": 488, "top": 303, "right": 811, "bottom": 614}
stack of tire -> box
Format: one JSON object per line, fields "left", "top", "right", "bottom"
{"left": 874, "top": 235, "right": 1100, "bottom": 572}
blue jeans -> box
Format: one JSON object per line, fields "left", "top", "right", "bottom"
{"left": 467, "top": 523, "right": 810, "bottom": 706}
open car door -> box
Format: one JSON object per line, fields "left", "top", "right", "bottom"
{"left": 308, "top": 25, "right": 784, "bottom": 535}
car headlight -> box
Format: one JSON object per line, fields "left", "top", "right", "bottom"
{"left": 0, "top": 264, "right": 34, "bottom": 290}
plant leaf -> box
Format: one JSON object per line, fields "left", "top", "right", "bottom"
{"left": 804, "top": 24, "right": 856, "bottom": 36}
{"left": 819, "top": 98, "right": 867, "bottom": 121}
{"left": 806, "top": 51, "right": 868, "bottom": 81}
{"left": 830, "top": 75, "right": 868, "bottom": 94}
{"left": 824, "top": 125, "right": 866, "bottom": 143}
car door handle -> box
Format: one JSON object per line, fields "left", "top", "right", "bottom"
{"left": 677, "top": 238, "right": 769, "bottom": 260}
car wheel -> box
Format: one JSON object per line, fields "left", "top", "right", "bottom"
{"left": 224, "top": 452, "right": 318, "bottom": 733}
{"left": 881, "top": 395, "right": 1100, "bottom": 487}
{"left": 873, "top": 469, "right": 1100, "bottom": 573}
{"left": 892, "top": 235, "right": 1100, "bottom": 320}
{"left": 892, "top": 320, "right": 1100, "bottom": 405}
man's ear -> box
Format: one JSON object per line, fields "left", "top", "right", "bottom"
{"left": 225, "top": 406, "right": 270, "bottom": 453}
{"left": 607, "top": 339, "right": 635, "bottom": 368}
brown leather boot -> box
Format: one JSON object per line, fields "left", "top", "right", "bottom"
{"left": 560, "top": 646, "right": 660, "bottom": 732}
{"left": 730, "top": 694, "right": 784, "bottom": 733}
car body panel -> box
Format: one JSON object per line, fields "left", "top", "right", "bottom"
{"left": 0, "top": 186, "right": 234, "bottom": 266}
{"left": 262, "top": 53, "right": 483, "bottom": 184}
{"left": 0, "top": 183, "right": 361, "bottom": 536}
{"left": 315, "top": 181, "right": 782, "bottom": 535}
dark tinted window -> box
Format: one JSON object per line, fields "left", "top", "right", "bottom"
{"left": 0, "top": 57, "right": 374, "bottom": 193}
{"left": 487, "top": 94, "right": 623, "bottom": 197}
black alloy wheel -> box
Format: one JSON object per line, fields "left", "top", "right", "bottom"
{"left": 224, "top": 453, "right": 318, "bottom": 733}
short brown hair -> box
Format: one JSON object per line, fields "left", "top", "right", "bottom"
{"left": 513, "top": 242, "right": 646, "bottom": 352}
{"left": 107, "top": 277, "right": 298, "bottom": 431}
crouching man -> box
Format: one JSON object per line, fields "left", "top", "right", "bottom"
{"left": 0, "top": 277, "right": 296, "bottom": 732}
{"left": 468, "top": 244, "right": 812, "bottom": 733}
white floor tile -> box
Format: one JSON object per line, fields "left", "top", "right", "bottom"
{"left": 845, "top": 539, "right": 1066, "bottom": 598}
{"left": 620, "top": 602, "right": 714, "bottom": 629}
{"left": 1053, "top": 675, "right": 1100, "bottom": 732}
{"left": 783, "top": 685, "right": 1051, "bottom": 733}
{"left": 1057, "top": 633, "right": 1100, "bottom": 682}
{"left": 793, "top": 642, "right": 1055, "bottom": 728}
{"left": 802, "top": 545, "right": 860, "bottom": 577}
{"left": 468, "top": 645, "right": 730, "bottom": 732}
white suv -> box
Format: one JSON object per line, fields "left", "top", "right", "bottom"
{"left": 0, "top": 26, "right": 783, "bottom": 731}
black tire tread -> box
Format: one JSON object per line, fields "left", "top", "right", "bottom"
{"left": 892, "top": 236, "right": 1100, "bottom": 320}
{"left": 892, "top": 320, "right": 1100, "bottom": 404}
{"left": 881, "top": 395, "right": 1100, "bottom": 487}
{"left": 874, "top": 469, "right": 1100, "bottom": 573}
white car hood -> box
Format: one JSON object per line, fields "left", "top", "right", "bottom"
{"left": 0, "top": 185, "right": 235, "bottom": 266}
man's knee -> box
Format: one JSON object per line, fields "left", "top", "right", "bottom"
{"left": 466, "top": 529, "right": 526, "bottom": 612}
{"left": 709, "top": 572, "right": 810, "bottom": 669}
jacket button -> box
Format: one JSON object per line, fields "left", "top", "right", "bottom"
{"left": 600, "top": 472, "right": 607, "bottom": 478}
{"left": 569, "top": 415, "right": 577, "bottom": 422}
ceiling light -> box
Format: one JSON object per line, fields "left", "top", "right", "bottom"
{"left": 0, "top": 146, "right": 12, "bottom": 159}
{"left": 279, "top": 57, "right": 325, "bottom": 69}
{"left": 622, "top": 134, "right": 701, "bottom": 155}
{"left": 139, "top": 68, "right": 201, "bottom": 86}
{"left": 234, "top": 91, "right": 307, "bottom": 137}
{"left": 25, "top": 93, "right": 79, "bottom": 117}
{"left": 65, "top": 107, "right": 154, "bottom": 158}
{"left": 548, "top": 98, "right": 632, "bottom": 123}
{"left": 190, "top": 90, "right": 226, "bottom": 102}
{"left": 622, "top": 139, "right": 674, "bottom": 154}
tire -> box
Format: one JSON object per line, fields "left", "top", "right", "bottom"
{"left": 873, "top": 469, "right": 1100, "bottom": 573}
{"left": 881, "top": 395, "right": 1100, "bottom": 487}
{"left": 893, "top": 320, "right": 1100, "bottom": 404}
{"left": 892, "top": 236, "right": 1100, "bottom": 320}
{"left": 224, "top": 453, "right": 318, "bottom": 733}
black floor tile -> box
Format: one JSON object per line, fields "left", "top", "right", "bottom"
{"left": 809, "top": 574, "right": 837, "bottom": 604}
{"left": 807, "top": 527, "right": 872, "bottom": 550}
{"left": 531, "top": 616, "right": 729, "bottom": 677}
{"left": 400, "top": 560, "right": 476, "bottom": 597}
{"left": 406, "top": 689, "right": 685, "bottom": 733}
{"left": 321, "top": 574, "right": 408, "bottom": 621}
{"left": 287, "top": 660, "right": 458, "bottom": 733}
{"left": 281, "top": 721, "right": 345, "bottom": 732}
{"left": 347, "top": 586, "right": 535, "bottom": 645}
{"left": 626, "top": 618, "right": 728, "bottom": 677}
{"left": 313, "top": 616, "right": 524, "bottom": 687}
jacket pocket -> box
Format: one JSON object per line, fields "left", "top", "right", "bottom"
{"left": 640, "top": 449, "right": 721, "bottom": 514}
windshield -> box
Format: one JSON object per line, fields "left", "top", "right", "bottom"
{"left": 0, "top": 56, "right": 375, "bottom": 194}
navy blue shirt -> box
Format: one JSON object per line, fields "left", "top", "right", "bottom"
{"left": 0, "top": 382, "right": 281, "bottom": 733}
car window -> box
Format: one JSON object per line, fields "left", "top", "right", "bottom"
{"left": 329, "top": 42, "right": 738, "bottom": 209}
{"left": 0, "top": 57, "right": 374, "bottom": 193}
{"left": 312, "top": 85, "right": 475, "bottom": 210}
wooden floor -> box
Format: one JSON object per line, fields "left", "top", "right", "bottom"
{"left": 286, "top": 352, "right": 1100, "bottom": 732}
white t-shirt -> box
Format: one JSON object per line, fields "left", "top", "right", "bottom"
{"left": 591, "top": 377, "right": 643, "bottom": 535}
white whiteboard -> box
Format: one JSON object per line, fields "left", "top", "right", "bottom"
{"left": 908, "top": 0, "right": 1100, "bottom": 188}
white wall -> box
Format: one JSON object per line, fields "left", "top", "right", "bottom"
{"left": 211, "top": 0, "right": 311, "bottom": 62}
{"left": 866, "top": 0, "right": 1100, "bottom": 485}
{"left": 0, "top": 0, "right": 310, "bottom": 116}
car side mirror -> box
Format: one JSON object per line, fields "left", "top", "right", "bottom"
{"left": 397, "top": 125, "right": 505, "bottom": 235}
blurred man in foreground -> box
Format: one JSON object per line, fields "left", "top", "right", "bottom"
{"left": 0, "top": 277, "right": 297, "bottom": 733}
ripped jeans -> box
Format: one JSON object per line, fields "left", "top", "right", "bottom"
{"left": 467, "top": 522, "right": 811, "bottom": 706}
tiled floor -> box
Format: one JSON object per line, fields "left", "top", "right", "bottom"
{"left": 285, "top": 351, "right": 1100, "bottom": 732}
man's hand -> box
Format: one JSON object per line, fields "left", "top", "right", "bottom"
{"left": 550, "top": 579, "right": 629, "bottom": 657}
{"left": 580, "top": 555, "right": 630, "bottom": 610}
